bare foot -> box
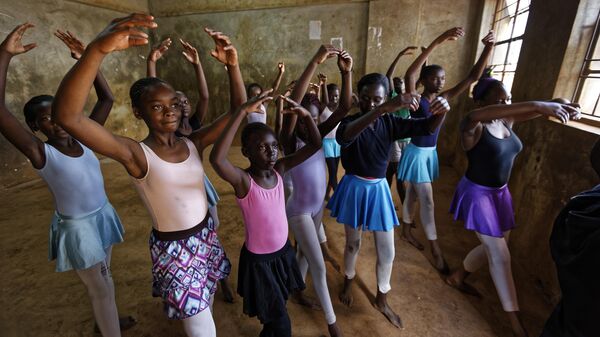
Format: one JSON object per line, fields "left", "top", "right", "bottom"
{"left": 292, "top": 290, "right": 322, "bottom": 310}
{"left": 328, "top": 322, "right": 343, "bottom": 337}
{"left": 445, "top": 275, "right": 482, "bottom": 298}
{"left": 339, "top": 277, "right": 354, "bottom": 307}
{"left": 94, "top": 316, "right": 137, "bottom": 333}
{"left": 401, "top": 225, "right": 424, "bottom": 250}
{"left": 432, "top": 254, "right": 450, "bottom": 275}
{"left": 220, "top": 278, "right": 235, "bottom": 303}
{"left": 374, "top": 291, "right": 403, "bottom": 328}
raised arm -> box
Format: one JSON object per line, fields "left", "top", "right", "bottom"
{"left": 210, "top": 92, "right": 273, "bottom": 197}
{"left": 340, "top": 93, "right": 420, "bottom": 142}
{"left": 441, "top": 31, "right": 495, "bottom": 100}
{"left": 281, "top": 45, "right": 338, "bottom": 152}
{"left": 146, "top": 37, "right": 171, "bottom": 78}
{"left": 318, "top": 50, "right": 353, "bottom": 136}
{"left": 180, "top": 38, "right": 209, "bottom": 125}
{"left": 189, "top": 29, "right": 246, "bottom": 151}
{"left": 269, "top": 62, "right": 285, "bottom": 97}
{"left": 275, "top": 100, "right": 322, "bottom": 175}
{"left": 55, "top": 30, "right": 115, "bottom": 126}
{"left": 0, "top": 23, "right": 45, "bottom": 168}
{"left": 405, "top": 27, "right": 464, "bottom": 95}
{"left": 52, "top": 14, "right": 156, "bottom": 178}
{"left": 318, "top": 73, "right": 329, "bottom": 109}
{"left": 386, "top": 46, "right": 417, "bottom": 93}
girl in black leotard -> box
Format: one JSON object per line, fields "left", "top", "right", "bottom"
{"left": 445, "top": 74, "right": 581, "bottom": 337}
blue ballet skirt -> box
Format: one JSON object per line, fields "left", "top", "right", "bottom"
{"left": 326, "top": 174, "right": 398, "bottom": 231}
{"left": 397, "top": 143, "right": 439, "bottom": 183}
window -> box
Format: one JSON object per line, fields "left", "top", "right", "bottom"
{"left": 489, "top": 0, "right": 531, "bottom": 91}
{"left": 573, "top": 11, "right": 600, "bottom": 118}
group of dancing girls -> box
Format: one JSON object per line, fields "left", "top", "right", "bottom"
{"left": 0, "top": 12, "right": 582, "bottom": 337}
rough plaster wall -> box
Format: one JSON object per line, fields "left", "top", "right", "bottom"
{"left": 365, "top": 0, "right": 485, "bottom": 165}
{"left": 152, "top": 2, "right": 368, "bottom": 127}
{"left": 0, "top": 0, "right": 149, "bottom": 182}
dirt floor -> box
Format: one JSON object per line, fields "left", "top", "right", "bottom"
{"left": 0, "top": 146, "right": 554, "bottom": 337}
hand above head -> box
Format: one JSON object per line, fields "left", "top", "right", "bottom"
{"left": 318, "top": 73, "right": 327, "bottom": 85}
{"left": 54, "top": 30, "right": 85, "bottom": 60}
{"left": 400, "top": 46, "right": 418, "bottom": 55}
{"left": 149, "top": 37, "right": 171, "bottom": 62}
{"left": 240, "top": 89, "right": 273, "bottom": 114}
{"left": 278, "top": 62, "right": 285, "bottom": 73}
{"left": 430, "top": 96, "right": 450, "bottom": 115}
{"left": 281, "top": 95, "right": 311, "bottom": 118}
{"left": 337, "top": 50, "right": 353, "bottom": 72}
{"left": 205, "top": 28, "right": 238, "bottom": 66}
{"left": 313, "top": 44, "right": 340, "bottom": 64}
{"left": 89, "top": 13, "right": 156, "bottom": 55}
{"left": 179, "top": 38, "right": 200, "bottom": 65}
{"left": 437, "top": 27, "right": 465, "bottom": 42}
{"left": 0, "top": 23, "right": 37, "bottom": 56}
{"left": 481, "top": 30, "right": 495, "bottom": 47}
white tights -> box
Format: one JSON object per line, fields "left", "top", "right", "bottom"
{"left": 75, "top": 247, "right": 120, "bottom": 337}
{"left": 463, "top": 231, "right": 519, "bottom": 312}
{"left": 402, "top": 182, "right": 437, "bottom": 240}
{"left": 289, "top": 207, "right": 337, "bottom": 324}
{"left": 343, "top": 226, "right": 395, "bottom": 293}
{"left": 182, "top": 302, "right": 216, "bottom": 337}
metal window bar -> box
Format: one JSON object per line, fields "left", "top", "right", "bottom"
{"left": 573, "top": 10, "right": 600, "bottom": 116}
{"left": 491, "top": 0, "right": 530, "bottom": 84}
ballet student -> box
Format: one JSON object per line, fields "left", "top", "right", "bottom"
{"left": 384, "top": 45, "right": 417, "bottom": 203}
{"left": 51, "top": 14, "right": 245, "bottom": 337}
{"left": 327, "top": 71, "right": 450, "bottom": 328}
{"left": 280, "top": 45, "right": 352, "bottom": 337}
{"left": 398, "top": 28, "right": 495, "bottom": 273}
{"left": 146, "top": 34, "right": 235, "bottom": 302}
{"left": 246, "top": 61, "right": 285, "bottom": 124}
{"left": 210, "top": 90, "right": 321, "bottom": 337}
{"left": 445, "top": 73, "right": 581, "bottom": 337}
{"left": 0, "top": 23, "right": 133, "bottom": 336}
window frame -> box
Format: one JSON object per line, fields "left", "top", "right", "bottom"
{"left": 573, "top": 10, "right": 600, "bottom": 118}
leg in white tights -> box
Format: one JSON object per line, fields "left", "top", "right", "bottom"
{"left": 289, "top": 208, "right": 337, "bottom": 324}
{"left": 182, "top": 308, "right": 216, "bottom": 337}
{"left": 474, "top": 231, "right": 518, "bottom": 312}
{"left": 76, "top": 260, "right": 120, "bottom": 337}
{"left": 403, "top": 182, "right": 436, "bottom": 240}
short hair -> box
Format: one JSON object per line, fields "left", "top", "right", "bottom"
{"left": 129, "top": 77, "right": 171, "bottom": 108}
{"left": 24, "top": 95, "right": 53, "bottom": 126}
{"left": 241, "top": 122, "right": 276, "bottom": 148}
{"left": 419, "top": 65, "right": 444, "bottom": 81}
{"left": 247, "top": 83, "right": 262, "bottom": 94}
{"left": 326, "top": 83, "right": 339, "bottom": 93}
{"left": 357, "top": 73, "right": 389, "bottom": 94}
{"left": 591, "top": 137, "right": 600, "bottom": 178}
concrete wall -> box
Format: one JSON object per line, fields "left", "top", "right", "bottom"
{"left": 0, "top": 0, "right": 149, "bottom": 183}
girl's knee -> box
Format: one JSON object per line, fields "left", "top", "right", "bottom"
{"left": 345, "top": 238, "right": 361, "bottom": 253}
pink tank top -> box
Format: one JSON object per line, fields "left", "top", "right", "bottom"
{"left": 132, "top": 138, "right": 208, "bottom": 232}
{"left": 236, "top": 171, "right": 288, "bottom": 254}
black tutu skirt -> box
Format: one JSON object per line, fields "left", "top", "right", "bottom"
{"left": 237, "top": 240, "right": 305, "bottom": 323}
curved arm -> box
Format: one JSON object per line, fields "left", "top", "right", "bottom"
{"left": 275, "top": 95, "right": 284, "bottom": 138}
{"left": 275, "top": 112, "right": 322, "bottom": 175}
{"left": 320, "top": 81, "right": 329, "bottom": 110}
{"left": 386, "top": 46, "right": 416, "bottom": 93}
{"left": 462, "top": 102, "right": 544, "bottom": 133}
{"left": 190, "top": 61, "right": 209, "bottom": 126}
{"left": 147, "top": 58, "right": 156, "bottom": 77}
{"left": 319, "top": 70, "right": 351, "bottom": 136}
{"left": 441, "top": 44, "right": 493, "bottom": 100}
{"left": 270, "top": 64, "right": 284, "bottom": 97}
{"left": 0, "top": 50, "right": 45, "bottom": 168}
{"left": 88, "top": 71, "right": 114, "bottom": 126}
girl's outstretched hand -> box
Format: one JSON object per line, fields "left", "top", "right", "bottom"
{"left": 430, "top": 96, "right": 450, "bottom": 115}
{"left": 400, "top": 46, "right": 418, "bottom": 55}
{"left": 538, "top": 102, "right": 580, "bottom": 124}
{"left": 438, "top": 27, "right": 465, "bottom": 42}
{"left": 482, "top": 30, "right": 495, "bottom": 47}
{"left": 180, "top": 38, "right": 200, "bottom": 65}
{"left": 278, "top": 62, "right": 285, "bottom": 73}
{"left": 54, "top": 30, "right": 85, "bottom": 60}
{"left": 0, "top": 23, "right": 36, "bottom": 56}
{"left": 280, "top": 95, "right": 311, "bottom": 118}
{"left": 313, "top": 44, "right": 339, "bottom": 64}
{"left": 90, "top": 13, "right": 156, "bottom": 54}
{"left": 205, "top": 28, "right": 237, "bottom": 66}
{"left": 149, "top": 37, "right": 171, "bottom": 62}
{"left": 383, "top": 92, "right": 421, "bottom": 112}
{"left": 240, "top": 89, "right": 274, "bottom": 114}
{"left": 337, "top": 50, "right": 353, "bottom": 72}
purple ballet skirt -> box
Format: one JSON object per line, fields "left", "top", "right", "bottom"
{"left": 449, "top": 176, "right": 516, "bottom": 237}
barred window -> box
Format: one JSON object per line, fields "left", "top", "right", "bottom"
{"left": 573, "top": 11, "right": 600, "bottom": 117}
